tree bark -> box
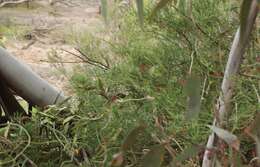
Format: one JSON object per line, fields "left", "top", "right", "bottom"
{"left": 202, "top": 1, "right": 259, "bottom": 166}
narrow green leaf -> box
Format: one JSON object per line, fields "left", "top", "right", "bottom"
{"left": 185, "top": 75, "right": 201, "bottom": 121}
{"left": 208, "top": 126, "right": 240, "bottom": 151}
{"left": 100, "top": 0, "right": 108, "bottom": 24}
{"left": 141, "top": 145, "right": 164, "bottom": 167}
{"left": 121, "top": 124, "right": 146, "bottom": 152}
{"left": 177, "top": 0, "right": 186, "bottom": 12}
{"left": 240, "top": 0, "right": 253, "bottom": 39}
{"left": 136, "top": 0, "right": 144, "bottom": 26}
{"left": 150, "top": 0, "right": 173, "bottom": 19}
{"left": 97, "top": 78, "right": 105, "bottom": 92}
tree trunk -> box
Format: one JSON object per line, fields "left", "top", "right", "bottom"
{"left": 202, "top": 1, "right": 259, "bottom": 166}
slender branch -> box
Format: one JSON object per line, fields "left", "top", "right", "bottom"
{"left": 75, "top": 48, "right": 110, "bottom": 70}
{"left": 62, "top": 48, "right": 109, "bottom": 70}
{"left": 239, "top": 72, "right": 260, "bottom": 80}
{"left": 39, "top": 60, "right": 85, "bottom": 64}
{"left": 0, "top": 0, "right": 29, "bottom": 8}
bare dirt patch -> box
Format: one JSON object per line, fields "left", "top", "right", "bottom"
{"left": 0, "top": 0, "right": 102, "bottom": 94}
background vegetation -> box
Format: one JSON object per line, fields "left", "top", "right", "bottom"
{"left": 0, "top": 0, "right": 259, "bottom": 166}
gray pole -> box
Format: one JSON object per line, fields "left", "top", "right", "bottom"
{"left": 0, "top": 46, "right": 65, "bottom": 107}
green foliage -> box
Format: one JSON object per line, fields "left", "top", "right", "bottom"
{"left": 0, "top": 0, "right": 259, "bottom": 166}
{"left": 68, "top": 0, "right": 257, "bottom": 165}
{"left": 0, "top": 21, "right": 37, "bottom": 58}
{"left": 0, "top": 23, "right": 31, "bottom": 41}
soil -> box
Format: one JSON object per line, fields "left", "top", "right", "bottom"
{"left": 0, "top": 0, "right": 102, "bottom": 94}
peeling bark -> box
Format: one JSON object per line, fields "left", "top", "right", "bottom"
{"left": 202, "top": 1, "right": 259, "bottom": 166}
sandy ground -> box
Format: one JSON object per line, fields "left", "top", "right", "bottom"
{"left": 0, "top": 0, "right": 102, "bottom": 94}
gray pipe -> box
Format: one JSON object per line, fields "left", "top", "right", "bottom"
{"left": 0, "top": 46, "right": 65, "bottom": 107}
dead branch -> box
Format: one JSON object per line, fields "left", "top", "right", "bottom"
{"left": 49, "top": 0, "right": 78, "bottom": 7}
{"left": 22, "top": 40, "right": 36, "bottom": 50}
{"left": 75, "top": 48, "right": 110, "bottom": 69}
{"left": 39, "top": 59, "right": 84, "bottom": 64}
{"left": 0, "top": 0, "right": 30, "bottom": 8}
{"left": 62, "top": 48, "right": 109, "bottom": 70}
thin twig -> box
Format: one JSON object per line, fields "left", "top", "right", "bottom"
{"left": 21, "top": 154, "right": 38, "bottom": 167}
{"left": 188, "top": 51, "right": 194, "bottom": 74}
{"left": 0, "top": 0, "right": 29, "bottom": 8}
{"left": 61, "top": 49, "right": 109, "bottom": 70}
{"left": 75, "top": 48, "right": 110, "bottom": 70}
{"left": 252, "top": 84, "right": 260, "bottom": 103}
{"left": 239, "top": 72, "right": 260, "bottom": 80}
{"left": 22, "top": 40, "right": 36, "bottom": 50}
{"left": 39, "top": 60, "right": 84, "bottom": 64}
{"left": 200, "top": 76, "right": 207, "bottom": 101}
{"left": 0, "top": 123, "right": 31, "bottom": 166}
